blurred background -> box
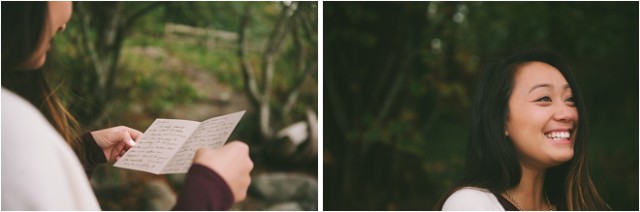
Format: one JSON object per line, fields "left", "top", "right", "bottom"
{"left": 50, "top": 2, "right": 317, "bottom": 210}
{"left": 324, "top": 2, "right": 637, "bottom": 210}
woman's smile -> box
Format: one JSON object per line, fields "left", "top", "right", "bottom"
{"left": 543, "top": 129, "right": 573, "bottom": 145}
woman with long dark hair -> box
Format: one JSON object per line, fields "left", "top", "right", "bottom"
{"left": 439, "top": 50, "right": 609, "bottom": 210}
{"left": 2, "top": 2, "right": 252, "bottom": 210}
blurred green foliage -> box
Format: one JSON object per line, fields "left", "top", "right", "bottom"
{"left": 53, "top": 1, "right": 317, "bottom": 126}
{"left": 324, "top": 2, "right": 638, "bottom": 210}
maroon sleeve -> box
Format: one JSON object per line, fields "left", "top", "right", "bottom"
{"left": 81, "top": 132, "right": 107, "bottom": 179}
{"left": 173, "top": 164, "right": 234, "bottom": 211}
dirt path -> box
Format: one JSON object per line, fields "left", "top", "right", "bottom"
{"left": 131, "top": 46, "right": 250, "bottom": 121}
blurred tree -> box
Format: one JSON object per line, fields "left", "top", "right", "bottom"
{"left": 325, "top": 1, "right": 638, "bottom": 210}
{"left": 65, "top": 2, "right": 164, "bottom": 126}
{"left": 325, "top": 2, "right": 435, "bottom": 210}
{"left": 238, "top": 2, "right": 318, "bottom": 160}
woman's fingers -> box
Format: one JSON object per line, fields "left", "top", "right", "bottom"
{"left": 127, "top": 127, "right": 143, "bottom": 141}
{"left": 112, "top": 126, "right": 139, "bottom": 161}
{"left": 111, "top": 141, "right": 125, "bottom": 160}
{"left": 120, "top": 128, "right": 137, "bottom": 151}
{"left": 91, "top": 126, "right": 143, "bottom": 162}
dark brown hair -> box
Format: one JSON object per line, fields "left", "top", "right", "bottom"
{"left": 436, "top": 50, "right": 609, "bottom": 210}
{"left": 2, "top": 2, "right": 84, "bottom": 158}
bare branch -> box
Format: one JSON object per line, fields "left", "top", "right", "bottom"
{"left": 296, "top": 2, "right": 316, "bottom": 43}
{"left": 265, "top": 3, "right": 295, "bottom": 56}
{"left": 283, "top": 26, "right": 313, "bottom": 111}
{"left": 124, "top": 2, "right": 164, "bottom": 30}
{"left": 327, "top": 66, "right": 349, "bottom": 137}
{"left": 261, "top": 3, "right": 295, "bottom": 93}
{"left": 373, "top": 38, "right": 414, "bottom": 126}
{"left": 75, "top": 3, "right": 106, "bottom": 88}
{"left": 104, "top": 29, "right": 126, "bottom": 102}
{"left": 101, "top": 2, "right": 123, "bottom": 52}
{"left": 282, "top": 2, "right": 318, "bottom": 116}
{"left": 283, "top": 59, "right": 317, "bottom": 115}
{"left": 373, "top": 70, "right": 405, "bottom": 126}
{"left": 292, "top": 18, "right": 307, "bottom": 74}
{"left": 237, "top": 5, "right": 264, "bottom": 106}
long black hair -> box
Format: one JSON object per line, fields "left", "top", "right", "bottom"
{"left": 437, "top": 50, "right": 609, "bottom": 210}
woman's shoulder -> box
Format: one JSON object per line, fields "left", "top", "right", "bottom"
{"left": 2, "top": 88, "right": 100, "bottom": 210}
{"left": 2, "top": 88, "right": 64, "bottom": 149}
{"left": 441, "top": 187, "right": 504, "bottom": 211}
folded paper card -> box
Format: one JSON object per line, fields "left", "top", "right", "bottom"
{"left": 114, "top": 110, "right": 245, "bottom": 174}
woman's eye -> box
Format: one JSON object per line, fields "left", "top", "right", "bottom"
{"left": 536, "top": 96, "right": 552, "bottom": 102}
{"left": 565, "top": 96, "right": 575, "bottom": 104}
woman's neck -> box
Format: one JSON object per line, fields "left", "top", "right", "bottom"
{"left": 507, "top": 164, "right": 550, "bottom": 210}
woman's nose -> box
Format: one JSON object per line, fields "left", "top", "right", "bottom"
{"left": 553, "top": 103, "right": 577, "bottom": 122}
{"left": 57, "top": 24, "right": 66, "bottom": 33}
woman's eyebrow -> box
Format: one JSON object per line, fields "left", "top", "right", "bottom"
{"left": 529, "top": 83, "right": 552, "bottom": 93}
{"left": 529, "top": 83, "right": 570, "bottom": 93}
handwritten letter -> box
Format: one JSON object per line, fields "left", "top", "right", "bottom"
{"left": 161, "top": 111, "right": 245, "bottom": 174}
{"left": 114, "top": 110, "right": 245, "bottom": 174}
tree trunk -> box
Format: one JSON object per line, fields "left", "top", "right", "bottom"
{"left": 72, "top": 2, "right": 164, "bottom": 126}
{"left": 237, "top": 2, "right": 317, "bottom": 143}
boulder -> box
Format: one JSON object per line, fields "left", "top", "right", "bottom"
{"left": 250, "top": 172, "right": 317, "bottom": 210}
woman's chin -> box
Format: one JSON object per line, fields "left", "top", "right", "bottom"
{"left": 548, "top": 149, "right": 574, "bottom": 165}
{"left": 18, "top": 55, "right": 46, "bottom": 70}
{"left": 34, "top": 55, "right": 46, "bottom": 69}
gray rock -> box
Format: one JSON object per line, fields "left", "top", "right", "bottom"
{"left": 166, "top": 173, "right": 187, "bottom": 190}
{"left": 251, "top": 172, "right": 317, "bottom": 208}
{"left": 145, "top": 180, "right": 177, "bottom": 210}
{"left": 298, "top": 200, "right": 318, "bottom": 211}
{"left": 266, "top": 202, "right": 303, "bottom": 211}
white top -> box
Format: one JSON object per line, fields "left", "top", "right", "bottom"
{"left": 442, "top": 187, "right": 505, "bottom": 211}
{"left": 1, "top": 88, "right": 101, "bottom": 210}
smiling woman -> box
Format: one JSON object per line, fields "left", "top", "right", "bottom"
{"left": 437, "top": 50, "right": 610, "bottom": 211}
{"left": 507, "top": 61, "right": 578, "bottom": 167}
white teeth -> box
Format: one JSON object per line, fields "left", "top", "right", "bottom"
{"left": 545, "top": 131, "right": 570, "bottom": 140}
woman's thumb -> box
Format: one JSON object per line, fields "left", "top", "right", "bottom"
{"left": 122, "top": 129, "right": 136, "bottom": 149}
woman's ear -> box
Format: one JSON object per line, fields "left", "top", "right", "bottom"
{"left": 505, "top": 130, "right": 509, "bottom": 136}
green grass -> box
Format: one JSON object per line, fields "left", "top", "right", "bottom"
{"left": 165, "top": 39, "right": 245, "bottom": 90}
{"left": 118, "top": 46, "right": 202, "bottom": 116}
{"left": 124, "top": 34, "right": 246, "bottom": 91}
